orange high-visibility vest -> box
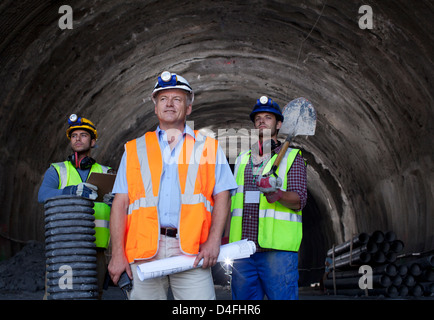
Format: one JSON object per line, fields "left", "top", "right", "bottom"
{"left": 124, "top": 130, "right": 218, "bottom": 263}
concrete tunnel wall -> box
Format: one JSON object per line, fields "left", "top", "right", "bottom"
{"left": 0, "top": 0, "right": 433, "bottom": 278}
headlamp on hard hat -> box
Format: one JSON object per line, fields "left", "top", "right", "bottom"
{"left": 257, "top": 96, "right": 274, "bottom": 107}
{"left": 158, "top": 71, "right": 178, "bottom": 87}
{"left": 66, "top": 114, "right": 98, "bottom": 140}
{"left": 68, "top": 114, "right": 80, "bottom": 125}
{"left": 155, "top": 71, "right": 192, "bottom": 91}
{"left": 152, "top": 71, "right": 194, "bottom": 101}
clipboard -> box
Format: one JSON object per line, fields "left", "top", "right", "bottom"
{"left": 87, "top": 172, "right": 116, "bottom": 202}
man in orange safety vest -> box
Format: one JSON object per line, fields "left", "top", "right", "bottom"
{"left": 108, "top": 71, "right": 237, "bottom": 300}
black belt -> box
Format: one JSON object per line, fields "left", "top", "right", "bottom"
{"left": 160, "top": 227, "right": 178, "bottom": 238}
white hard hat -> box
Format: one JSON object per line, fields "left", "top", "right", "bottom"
{"left": 151, "top": 71, "right": 194, "bottom": 99}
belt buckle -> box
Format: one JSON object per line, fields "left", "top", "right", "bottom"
{"left": 162, "top": 227, "right": 178, "bottom": 238}
{"left": 169, "top": 228, "right": 178, "bottom": 238}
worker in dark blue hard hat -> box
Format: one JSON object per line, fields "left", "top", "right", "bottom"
{"left": 227, "top": 96, "right": 308, "bottom": 300}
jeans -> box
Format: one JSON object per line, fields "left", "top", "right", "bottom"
{"left": 231, "top": 251, "right": 299, "bottom": 300}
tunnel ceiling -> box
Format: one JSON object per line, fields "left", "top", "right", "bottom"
{"left": 0, "top": 0, "right": 433, "bottom": 257}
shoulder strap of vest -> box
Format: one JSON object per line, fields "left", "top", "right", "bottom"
{"left": 51, "top": 161, "right": 68, "bottom": 189}
{"left": 233, "top": 150, "right": 251, "bottom": 182}
{"left": 261, "top": 148, "right": 301, "bottom": 190}
{"left": 140, "top": 132, "right": 161, "bottom": 197}
{"left": 192, "top": 130, "right": 208, "bottom": 143}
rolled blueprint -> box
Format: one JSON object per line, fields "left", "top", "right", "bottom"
{"left": 136, "top": 239, "right": 256, "bottom": 281}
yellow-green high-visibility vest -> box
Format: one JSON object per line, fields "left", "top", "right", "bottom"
{"left": 229, "top": 148, "right": 304, "bottom": 252}
{"left": 51, "top": 161, "right": 111, "bottom": 249}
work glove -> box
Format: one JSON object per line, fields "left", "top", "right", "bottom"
{"left": 256, "top": 175, "right": 282, "bottom": 193}
{"left": 64, "top": 182, "right": 98, "bottom": 200}
{"left": 103, "top": 192, "right": 115, "bottom": 207}
{"left": 256, "top": 175, "right": 283, "bottom": 203}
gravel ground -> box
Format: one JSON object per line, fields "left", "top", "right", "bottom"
{"left": 0, "top": 241, "right": 45, "bottom": 296}
{"left": 0, "top": 241, "right": 233, "bottom": 300}
{"left": 1, "top": 241, "right": 433, "bottom": 301}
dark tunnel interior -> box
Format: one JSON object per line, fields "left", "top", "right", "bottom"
{"left": 0, "top": 0, "right": 433, "bottom": 286}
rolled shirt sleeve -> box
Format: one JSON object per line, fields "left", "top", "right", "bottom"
{"left": 286, "top": 154, "right": 307, "bottom": 210}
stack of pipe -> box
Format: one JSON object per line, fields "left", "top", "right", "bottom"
{"left": 324, "top": 263, "right": 400, "bottom": 297}
{"left": 326, "top": 230, "right": 403, "bottom": 270}
{"left": 394, "top": 254, "right": 434, "bottom": 297}
{"left": 323, "top": 230, "right": 434, "bottom": 298}
{"left": 44, "top": 195, "right": 98, "bottom": 300}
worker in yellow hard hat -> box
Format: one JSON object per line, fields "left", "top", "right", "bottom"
{"left": 38, "top": 114, "right": 114, "bottom": 299}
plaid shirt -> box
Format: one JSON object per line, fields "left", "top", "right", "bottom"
{"left": 240, "top": 145, "right": 307, "bottom": 252}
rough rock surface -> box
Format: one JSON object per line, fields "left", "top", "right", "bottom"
{"left": 0, "top": 0, "right": 433, "bottom": 280}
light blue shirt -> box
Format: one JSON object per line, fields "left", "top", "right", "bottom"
{"left": 112, "top": 124, "right": 237, "bottom": 228}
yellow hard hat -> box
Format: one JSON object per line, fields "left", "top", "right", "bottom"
{"left": 66, "top": 114, "right": 98, "bottom": 140}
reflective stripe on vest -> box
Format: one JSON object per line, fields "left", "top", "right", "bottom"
{"left": 229, "top": 148, "right": 303, "bottom": 251}
{"left": 51, "top": 161, "right": 111, "bottom": 249}
{"left": 55, "top": 162, "right": 111, "bottom": 189}
{"left": 124, "top": 131, "right": 217, "bottom": 263}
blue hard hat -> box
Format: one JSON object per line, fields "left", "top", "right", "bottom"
{"left": 249, "top": 96, "right": 284, "bottom": 122}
